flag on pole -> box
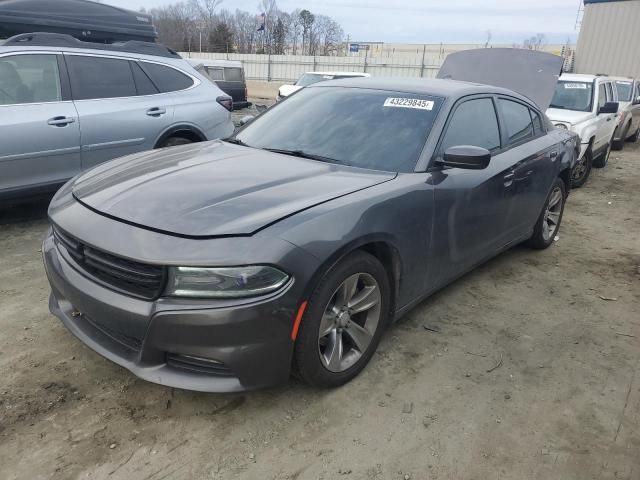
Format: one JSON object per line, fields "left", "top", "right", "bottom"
{"left": 257, "top": 13, "right": 265, "bottom": 32}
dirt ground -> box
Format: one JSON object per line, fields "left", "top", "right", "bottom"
{"left": 1, "top": 136, "right": 639, "bottom": 480}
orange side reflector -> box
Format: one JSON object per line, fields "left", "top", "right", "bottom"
{"left": 290, "top": 301, "right": 308, "bottom": 340}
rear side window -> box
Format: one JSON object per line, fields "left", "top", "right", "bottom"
{"left": 0, "top": 54, "right": 62, "bottom": 105}
{"left": 131, "top": 62, "right": 159, "bottom": 95}
{"left": 440, "top": 98, "right": 501, "bottom": 153}
{"left": 140, "top": 62, "right": 194, "bottom": 92}
{"left": 205, "top": 67, "right": 224, "bottom": 81}
{"left": 499, "top": 99, "right": 534, "bottom": 145}
{"left": 224, "top": 67, "right": 243, "bottom": 82}
{"left": 67, "top": 55, "right": 136, "bottom": 100}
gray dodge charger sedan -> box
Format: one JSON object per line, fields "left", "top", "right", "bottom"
{"left": 43, "top": 49, "right": 577, "bottom": 392}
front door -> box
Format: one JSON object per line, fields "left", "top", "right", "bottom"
{"left": 429, "top": 96, "right": 517, "bottom": 287}
{"left": 0, "top": 53, "right": 80, "bottom": 197}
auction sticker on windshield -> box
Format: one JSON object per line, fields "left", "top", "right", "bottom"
{"left": 384, "top": 97, "right": 434, "bottom": 110}
{"left": 564, "top": 83, "right": 588, "bottom": 89}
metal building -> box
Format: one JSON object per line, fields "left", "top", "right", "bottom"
{"left": 575, "top": 0, "right": 640, "bottom": 77}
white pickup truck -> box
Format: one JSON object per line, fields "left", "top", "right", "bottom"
{"left": 546, "top": 74, "right": 619, "bottom": 187}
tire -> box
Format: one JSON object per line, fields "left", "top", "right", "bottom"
{"left": 294, "top": 251, "right": 391, "bottom": 388}
{"left": 159, "top": 136, "right": 193, "bottom": 148}
{"left": 526, "top": 177, "right": 566, "bottom": 250}
{"left": 593, "top": 136, "right": 613, "bottom": 168}
{"left": 570, "top": 148, "right": 592, "bottom": 188}
{"left": 612, "top": 123, "right": 629, "bottom": 150}
{"left": 629, "top": 127, "right": 639, "bottom": 143}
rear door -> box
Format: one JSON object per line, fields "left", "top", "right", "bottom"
{"left": 430, "top": 96, "right": 517, "bottom": 284}
{"left": 65, "top": 54, "right": 175, "bottom": 170}
{"left": 0, "top": 52, "right": 80, "bottom": 196}
{"left": 221, "top": 67, "right": 246, "bottom": 104}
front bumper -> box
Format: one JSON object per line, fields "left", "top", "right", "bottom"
{"left": 43, "top": 232, "right": 301, "bottom": 392}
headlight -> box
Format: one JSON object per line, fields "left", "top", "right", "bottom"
{"left": 554, "top": 123, "right": 568, "bottom": 130}
{"left": 166, "top": 266, "right": 290, "bottom": 298}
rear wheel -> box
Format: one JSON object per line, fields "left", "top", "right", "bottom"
{"left": 526, "top": 178, "right": 566, "bottom": 250}
{"left": 294, "top": 251, "right": 391, "bottom": 388}
{"left": 571, "top": 149, "right": 592, "bottom": 188}
{"left": 159, "top": 136, "right": 193, "bottom": 148}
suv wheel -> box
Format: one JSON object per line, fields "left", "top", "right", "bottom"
{"left": 294, "top": 251, "right": 391, "bottom": 388}
{"left": 593, "top": 136, "right": 613, "bottom": 168}
{"left": 526, "top": 178, "right": 566, "bottom": 250}
{"left": 629, "top": 127, "right": 639, "bottom": 143}
{"left": 571, "top": 149, "right": 592, "bottom": 188}
{"left": 160, "top": 136, "right": 193, "bottom": 148}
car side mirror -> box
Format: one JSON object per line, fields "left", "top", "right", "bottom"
{"left": 439, "top": 146, "right": 491, "bottom": 170}
{"left": 598, "top": 102, "right": 619, "bottom": 115}
{"left": 239, "top": 115, "right": 255, "bottom": 126}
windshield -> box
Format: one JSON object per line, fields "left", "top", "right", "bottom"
{"left": 615, "top": 81, "right": 633, "bottom": 102}
{"left": 235, "top": 87, "right": 443, "bottom": 172}
{"left": 295, "top": 73, "right": 335, "bottom": 87}
{"left": 549, "top": 81, "right": 594, "bottom": 112}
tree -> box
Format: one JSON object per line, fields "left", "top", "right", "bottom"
{"left": 299, "top": 9, "right": 315, "bottom": 55}
{"left": 271, "top": 17, "right": 286, "bottom": 55}
{"left": 209, "top": 21, "right": 234, "bottom": 52}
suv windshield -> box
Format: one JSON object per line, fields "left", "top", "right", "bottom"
{"left": 615, "top": 81, "right": 633, "bottom": 102}
{"left": 550, "top": 81, "right": 594, "bottom": 112}
{"left": 235, "top": 87, "right": 442, "bottom": 172}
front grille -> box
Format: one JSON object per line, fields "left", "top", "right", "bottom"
{"left": 166, "top": 353, "right": 235, "bottom": 377}
{"left": 53, "top": 226, "right": 166, "bottom": 300}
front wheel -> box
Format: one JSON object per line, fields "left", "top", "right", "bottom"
{"left": 629, "top": 127, "right": 639, "bottom": 143}
{"left": 294, "top": 251, "right": 391, "bottom": 388}
{"left": 526, "top": 178, "right": 566, "bottom": 250}
{"left": 593, "top": 136, "right": 613, "bottom": 168}
{"left": 571, "top": 149, "right": 592, "bottom": 188}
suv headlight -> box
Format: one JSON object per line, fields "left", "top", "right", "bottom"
{"left": 166, "top": 266, "right": 290, "bottom": 298}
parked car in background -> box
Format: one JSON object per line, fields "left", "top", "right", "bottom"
{"left": 611, "top": 77, "right": 640, "bottom": 150}
{"left": 546, "top": 74, "right": 619, "bottom": 187}
{"left": 277, "top": 71, "right": 370, "bottom": 100}
{"left": 0, "top": 33, "right": 234, "bottom": 200}
{"left": 43, "top": 49, "right": 576, "bottom": 392}
{"left": 188, "top": 58, "right": 250, "bottom": 109}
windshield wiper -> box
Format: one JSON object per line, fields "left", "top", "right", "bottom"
{"left": 262, "top": 148, "right": 344, "bottom": 165}
{"left": 222, "top": 137, "right": 251, "bottom": 147}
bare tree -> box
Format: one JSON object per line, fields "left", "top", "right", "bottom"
{"left": 299, "top": 9, "right": 314, "bottom": 55}
{"left": 484, "top": 30, "right": 492, "bottom": 48}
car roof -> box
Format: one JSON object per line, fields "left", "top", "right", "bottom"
{"left": 559, "top": 73, "right": 607, "bottom": 82}
{"left": 187, "top": 58, "right": 243, "bottom": 68}
{"left": 309, "top": 77, "right": 536, "bottom": 106}
{"left": 305, "top": 71, "right": 370, "bottom": 77}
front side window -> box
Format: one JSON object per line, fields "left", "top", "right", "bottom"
{"left": 0, "top": 54, "right": 61, "bottom": 105}
{"left": 140, "top": 62, "right": 194, "bottom": 93}
{"left": 67, "top": 55, "right": 136, "bottom": 100}
{"left": 615, "top": 81, "right": 633, "bottom": 102}
{"left": 550, "top": 81, "right": 594, "bottom": 112}
{"left": 224, "top": 67, "right": 243, "bottom": 82}
{"left": 598, "top": 84, "right": 607, "bottom": 109}
{"left": 440, "top": 98, "right": 501, "bottom": 153}
{"left": 605, "top": 82, "right": 614, "bottom": 102}
{"left": 235, "top": 87, "right": 443, "bottom": 172}
{"left": 499, "top": 99, "right": 534, "bottom": 145}
{"left": 531, "top": 109, "right": 544, "bottom": 134}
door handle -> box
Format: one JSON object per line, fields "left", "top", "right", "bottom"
{"left": 47, "top": 116, "right": 75, "bottom": 126}
{"left": 503, "top": 171, "right": 515, "bottom": 187}
{"left": 606, "top": 117, "right": 612, "bottom": 122}
{"left": 146, "top": 107, "right": 167, "bottom": 117}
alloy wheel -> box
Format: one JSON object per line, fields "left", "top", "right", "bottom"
{"left": 318, "top": 272, "right": 382, "bottom": 373}
{"left": 542, "top": 186, "right": 563, "bottom": 241}
{"left": 571, "top": 156, "right": 588, "bottom": 183}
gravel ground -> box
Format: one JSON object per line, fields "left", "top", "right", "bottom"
{"left": 0, "top": 138, "right": 639, "bottom": 480}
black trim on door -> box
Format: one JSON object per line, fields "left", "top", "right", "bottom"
{"left": 57, "top": 54, "right": 72, "bottom": 101}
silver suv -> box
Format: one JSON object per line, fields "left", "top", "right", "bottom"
{"left": 0, "top": 33, "right": 234, "bottom": 200}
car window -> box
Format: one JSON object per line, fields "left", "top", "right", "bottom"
{"left": 531, "top": 109, "right": 544, "bottom": 134}
{"left": 440, "top": 98, "right": 501, "bottom": 153}
{"left": 0, "top": 54, "right": 61, "bottom": 105}
{"left": 224, "top": 67, "right": 243, "bottom": 82}
{"left": 205, "top": 67, "right": 224, "bottom": 81}
{"left": 499, "top": 99, "right": 534, "bottom": 145}
{"left": 598, "top": 84, "right": 607, "bottom": 109}
{"left": 550, "top": 81, "right": 593, "bottom": 112}
{"left": 605, "top": 82, "right": 614, "bottom": 102}
{"left": 140, "top": 62, "right": 194, "bottom": 93}
{"left": 615, "top": 81, "right": 633, "bottom": 102}
{"left": 296, "top": 73, "right": 333, "bottom": 87}
{"left": 236, "top": 87, "right": 443, "bottom": 173}
{"left": 67, "top": 55, "right": 136, "bottom": 100}
{"left": 131, "top": 61, "right": 159, "bottom": 95}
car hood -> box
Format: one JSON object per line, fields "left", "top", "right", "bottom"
{"left": 546, "top": 108, "right": 593, "bottom": 126}
{"left": 71, "top": 141, "right": 395, "bottom": 238}
{"left": 437, "top": 48, "right": 563, "bottom": 110}
{"left": 279, "top": 84, "right": 302, "bottom": 97}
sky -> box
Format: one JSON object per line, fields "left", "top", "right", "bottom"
{"left": 105, "top": 0, "right": 582, "bottom": 44}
